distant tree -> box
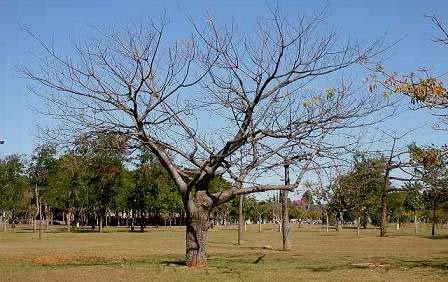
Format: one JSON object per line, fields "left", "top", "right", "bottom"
{"left": 0, "top": 155, "right": 29, "bottom": 231}
{"left": 46, "top": 153, "right": 87, "bottom": 231}
{"left": 410, "top": 145, "right": 448, "bottom": 236}
{"left": 403, "top": 182, "right": 424, "bottom": 235}
{"left": 75, "top": 133, "right": 127, "bottom": 232}
{"left": 28, "top": 144, "right": 57, "bottom": 238}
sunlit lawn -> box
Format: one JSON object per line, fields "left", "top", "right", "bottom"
{"left": 0, "top": 223, "right": 447, "bottom": 281}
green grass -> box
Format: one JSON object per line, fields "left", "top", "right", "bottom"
{"left": 0, "top": 224, "right": 447, "bottom": 281}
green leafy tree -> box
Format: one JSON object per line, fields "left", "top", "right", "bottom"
{"left": 0, "top": 155, "right": 29, "bottom": 230}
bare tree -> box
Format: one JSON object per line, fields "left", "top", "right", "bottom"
{"left": 23, "top": 8, "right": 393, "bottom": 267}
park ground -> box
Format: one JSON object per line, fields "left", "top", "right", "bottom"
{"left": 0, "top": 224, "right": 447, "bottom": 281}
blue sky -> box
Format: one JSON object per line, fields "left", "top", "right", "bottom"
{"left": 1, "top": 0, "right": 448, "bottom": 158}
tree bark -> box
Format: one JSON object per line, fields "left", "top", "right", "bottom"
{"left": 325, "top": 211, "right": 329, "bottom": 233}
{"left": 281, "top": 164, "right": 291, "bottom": 251}
{"left": 258, "top": 215, "right": 262, "bottom": 233}
{"left": 185, "top": 205, "right": 209, "bottom": 267}
{"left": 237, "top": 195, "right": 244, "bottom": 245}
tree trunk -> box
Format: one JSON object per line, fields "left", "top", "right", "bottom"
{"left": 258, "top": 215, "right": 262, "bottom": 233}
{"left": 185, "top": 208, "right": 209, "bottom": 267}
{"left": 34, "top": 185, "right": 42, "bottom": 240}
{"left": 38, "top": 204, "right": 42, "bottom": 240}
{"left": 130, "top": 210, "right": 135, "bottom": 232}
{"left": 237, "top": 195, "right": 244, "bottom": 245}
{"left": 66, "top": 211, "right": 71, "bottom": 232}
{"left": 325, "top": 211, "right": 329, "bottom": 233}
{"left": 414, "top": 211, "right": 418, "bottom": 236}
{"left": 281, "top": 164, "right": 291, "bottom": 251}
{"left": 396, "top": 218, "right": 400, "bottom": 231}
{"left": 432, "top": 198, "right": 437, "bottom": 237}
{"left": 99, "top": 215, "right": 103, "bottom": 232}
{"left": 380, "top": 174, "right": 389, "bottom": 237}
{"left": 337, "top": 211, "right": 343, "bottom": 231}
{"left": 1, "top": 211, "right": 6, "bottom": 231}
{"left": 357, "top": 216, "right": 361, "bottom": 238}
{"left": 140, "top": 209, "right": 145, "bottom": 232}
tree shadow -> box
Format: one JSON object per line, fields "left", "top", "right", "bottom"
{"left": 399, "top": 259, "right": 448, "bottom": 270}
{"left": 163, "top": 260, "right": 187, "bottom": 267}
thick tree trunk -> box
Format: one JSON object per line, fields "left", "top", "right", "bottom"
{"left": 237, "top": 195, "right": 244, "bottom": 245}
{"left": 185, "top": 208, "right": 209, "bottom": 267}
{"left": 281, "top": 164, "right": 291, "bottom": 251}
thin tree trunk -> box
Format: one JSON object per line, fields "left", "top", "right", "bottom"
{"left": 237, "top": 195, "right": 244, "bottom": 245}
{"left": 258, "top": 215, "right": 262, "bottom": 233}
{"left": 130, "top": 210, "right": 135, "bottom": 232}
{"left": 380, "top": 176, "right": 389, "bottom": 237}
{"left": 396, "top": 218, "right": 400, "bottom": 231}
{"left": 140, "top": 209, "right": 145, "bottom": 232}
{"left": 38, "top": 203, "right": 42, "bottom": 240}
{"left": 1, "top": 211, "right": 6, "bottom": 231}
{"left": 357, "top": 216, "right": 361, "bottom": 238}
{"left": 281, "top": 164, "right": 291, "bottom": 251}
{"left": 325, "top": 211, "right": 329, "bottom": 233}
{"left": 99, "top": 214, "right": 103, "bottom": 232}
{"left": 432, "top": 198, "right": 437, "bottom": 237}
{"left": 35, "top": 184, "right": 42, "bottom": 240}
{"left": 66, "top": 211, "right": 71, "bottom": 232}
{"left": 414, "top": 211, "right": 418, "bottom": 236}
{"left": 337, "top": 211, "right": 343, "bottom": 231}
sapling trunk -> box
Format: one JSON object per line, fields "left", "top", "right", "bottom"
{"left": 414, "top": 211, "right": 418, "bottom": 236}
{"left": 237, "top": 195, "right": 244, "bottom": 245}
{"left": 281, "top": 164, "right": 291, "bottom": 251}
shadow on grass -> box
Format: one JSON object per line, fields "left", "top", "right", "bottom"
{"left": 163, "top": 260, "right": 186, "bottom": 267}
{"left": 399, "top": 259, "right": 448, "bottom": 270}
{"left": 421, "top": 234, "right": 448, "bottom": 240}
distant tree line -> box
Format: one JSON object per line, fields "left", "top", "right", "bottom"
{"left": 2, "top": 134, "right": 447, "bottom": 238}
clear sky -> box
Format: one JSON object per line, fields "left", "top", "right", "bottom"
{"left": 1, "top": 0, "right": 448, "bottom": 158}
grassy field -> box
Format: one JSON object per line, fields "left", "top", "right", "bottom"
{"left": 0, "top": 224, "right": 447, "bottom": 281}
